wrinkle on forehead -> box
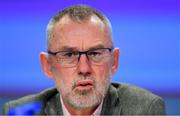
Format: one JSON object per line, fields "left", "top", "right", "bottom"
{"left": 49, "top": 15, "right": 112, "bottom": 51}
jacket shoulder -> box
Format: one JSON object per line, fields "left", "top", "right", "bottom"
{"left": 110, "top": 82, "right": 165, "bottom": 115}
{"left": 112, "top": 82, "right": 160, "bottom": 99}
{"left": 2, "top": 88, "right": 58, "bottom": 115}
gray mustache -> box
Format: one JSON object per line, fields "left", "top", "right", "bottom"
{"left": 71, "top": 76, "right": 95, "bottom": 89}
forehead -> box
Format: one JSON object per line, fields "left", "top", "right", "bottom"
{"left": 49, "top": 15, "right": 112, "bottom": 51}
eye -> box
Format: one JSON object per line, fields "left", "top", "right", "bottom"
{"left": 88, "top": 51, "right": 102, "bottom": 56}
{"left": 63, "top": 52, "right": 77, "bottom": 57}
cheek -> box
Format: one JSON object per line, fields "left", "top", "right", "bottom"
{"left": 51, "top": 65, "right": 76, "bottom": 89}
{"left": 92, "top": 63, "right": 112, "bottom": 81}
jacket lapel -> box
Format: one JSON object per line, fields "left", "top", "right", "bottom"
{"left": 44, "top": 93, "right": 63, "bottom": 115}
{"left": 100, "top": 85, "right": 122, "bottom": 115}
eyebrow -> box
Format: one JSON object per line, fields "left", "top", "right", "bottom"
{"left": 59, "top": 46, "right": 79, "bottom": 51}
{"left": 88, "top": 44, "right": 105, "bottom": 51}
{"left": 59, "top": 44, "right": 107, "bottom": 52}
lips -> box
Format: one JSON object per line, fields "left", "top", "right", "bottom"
{"left": 75, "top": 80, "right": 94, "bottom": 91}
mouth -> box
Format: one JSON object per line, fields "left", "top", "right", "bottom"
{"left": 75, "top": 80, "right": 94, "bottom": 91}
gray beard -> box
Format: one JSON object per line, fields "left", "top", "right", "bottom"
{"left": 64, "top": 77, "right": 111, "bottom": 109}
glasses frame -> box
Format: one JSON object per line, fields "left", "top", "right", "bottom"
{"left": 47, "top": 47, "right": 113, "bottom": 67}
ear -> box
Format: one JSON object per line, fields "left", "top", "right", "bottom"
{"left": 39, "top": 52, "right": 53, "bottom": 79}
{"left": 111, "top": 48, "right": 120, "bottom": 75}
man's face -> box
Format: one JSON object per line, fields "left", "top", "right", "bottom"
{"left": 41, "top": 15, "right": 119, "bottom": 109}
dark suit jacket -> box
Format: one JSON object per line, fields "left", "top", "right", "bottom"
{"left": 3, "top": 83, "right": 165, "bottom": 115}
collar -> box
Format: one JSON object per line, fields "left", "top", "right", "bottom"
{"left": 60, "top": 96, "right": 103, "bottom": 116}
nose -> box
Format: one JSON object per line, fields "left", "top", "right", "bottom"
{"left": 77, "top": 54, "right": 92, "bottom": 76}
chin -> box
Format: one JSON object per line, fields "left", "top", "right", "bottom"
{"left": 67, "top": 89, "right": 103, "bottom": 109}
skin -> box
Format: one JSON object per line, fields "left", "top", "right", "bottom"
{"left": 40, "top": 15, "right": 119, "bottom": 115}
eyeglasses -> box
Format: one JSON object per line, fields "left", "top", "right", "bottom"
{"left": 48, "top": 48, "right": 113, "bottom": 67}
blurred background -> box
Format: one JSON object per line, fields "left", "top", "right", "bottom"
{"left": 0, "top": 0, "right": 179, "bottom": 114}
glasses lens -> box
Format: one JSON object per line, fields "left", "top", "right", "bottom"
{"left": 56, "top": 51, "right": 78, "bottom": 67}
{"left": 87, "top": 48, "right": 111, "bottom": 63}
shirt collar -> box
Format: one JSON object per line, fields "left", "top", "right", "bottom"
{"left": 60, "top": 96, "right": 103, "bottom": 116}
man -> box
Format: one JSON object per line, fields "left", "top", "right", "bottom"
{"left": 3, "top": 4, "right": 165, "bottom": 115}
